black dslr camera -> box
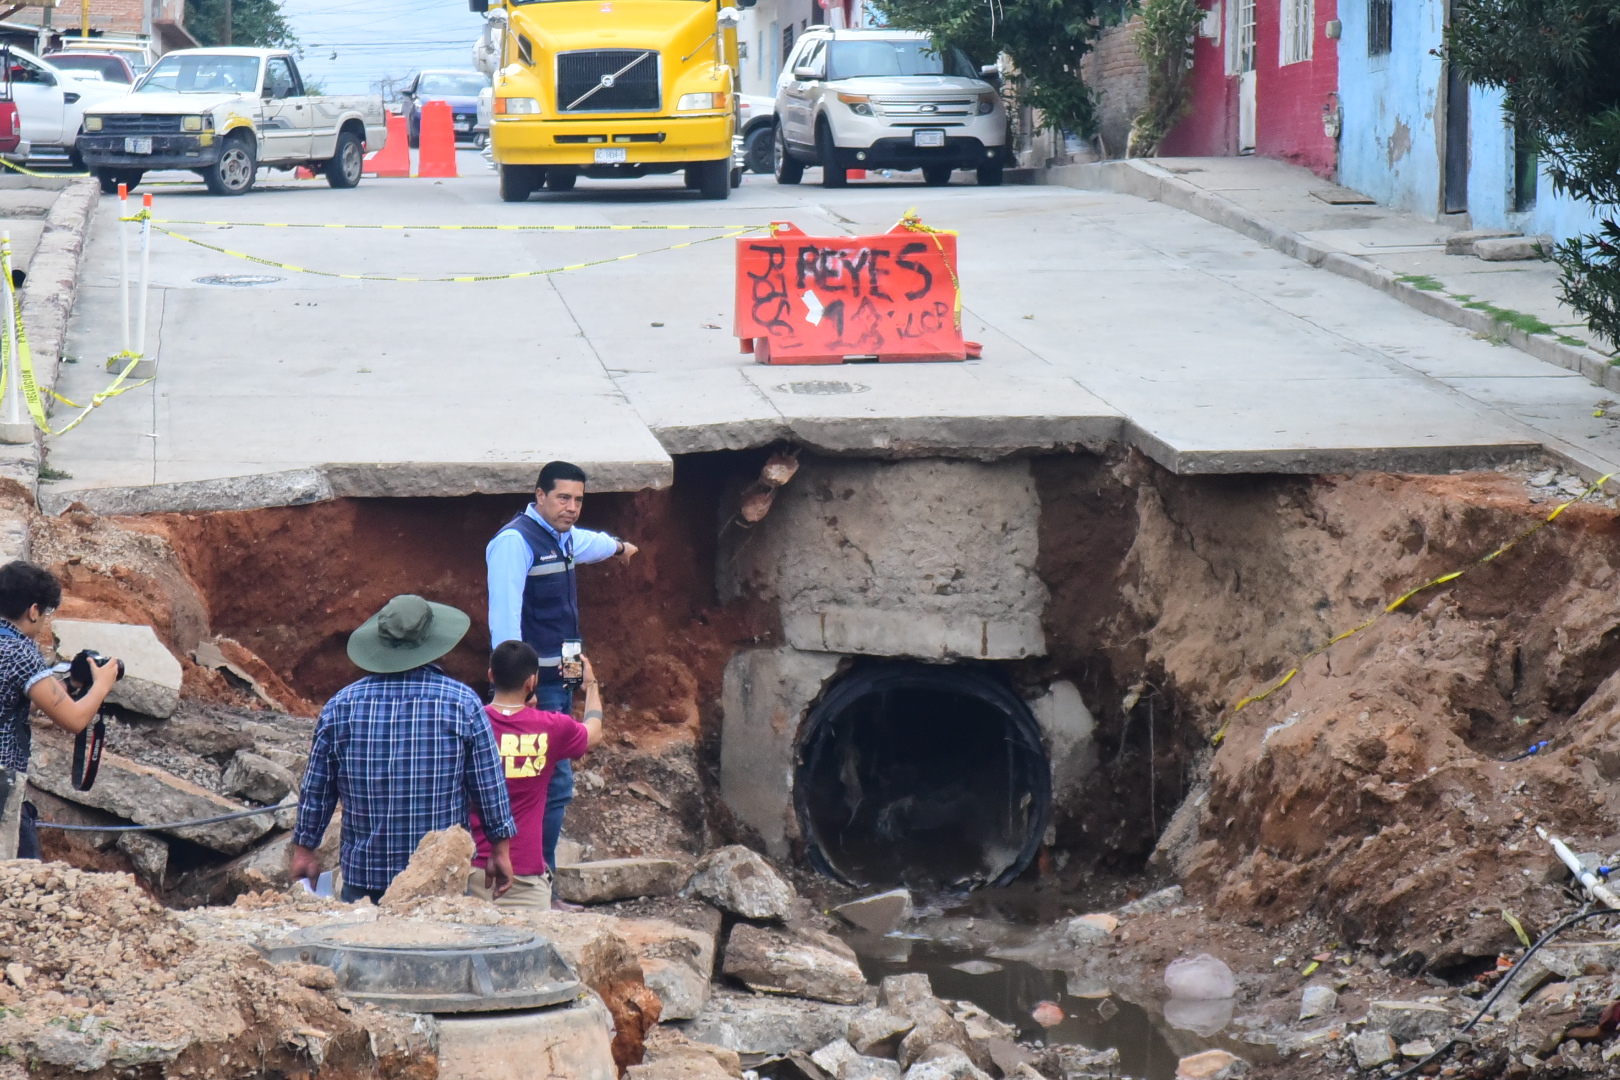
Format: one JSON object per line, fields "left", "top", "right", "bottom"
{"left": 62, "top": 649, "right": 125, "bottom": 699}
{"left": 51, "top": 650, "right": 124, "bottom": 792}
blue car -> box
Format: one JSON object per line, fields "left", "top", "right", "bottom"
{"left": 402, "top": 70, "right": 489, "bottom": 148}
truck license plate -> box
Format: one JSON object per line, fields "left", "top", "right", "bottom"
{"left": 913, "top": 130, "right": 945, "bottom": 148}
{"left": 124, "top": 137, "right": 152, "bottom": 154}
{"left": 454, "top": 118, "right": 471, "bottom": 131}
{"left": 593, "top": 147, "right": 627, "bottom": 164}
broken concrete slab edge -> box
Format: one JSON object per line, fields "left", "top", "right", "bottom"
{"left": 1044, "top": 159, "right": 1620, "bottom": 395}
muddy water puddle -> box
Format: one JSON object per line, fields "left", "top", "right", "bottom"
{"left": 842, "top": 934, "right": 1183, "bottom": 1080}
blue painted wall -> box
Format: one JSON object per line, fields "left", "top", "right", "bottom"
{"left": 1337, "top": 0, "right": 1610, "bottom": 241}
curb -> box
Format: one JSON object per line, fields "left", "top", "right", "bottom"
{"left": 0, "top": 177, "right": 99, "bottom": 495}
{"left": 1043, "top": 159, "right": 1620, "bottom": 394}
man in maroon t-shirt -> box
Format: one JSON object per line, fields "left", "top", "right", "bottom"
{"left": 468, "top": 640, "right": 603, "bottom": 909}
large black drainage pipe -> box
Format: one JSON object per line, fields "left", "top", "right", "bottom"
{"left": 794, "top": 661, "right": 1052, "bottom": 891}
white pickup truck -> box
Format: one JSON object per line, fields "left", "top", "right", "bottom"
{"left": 77, "top": 48, "right": 389, "bottom": 195}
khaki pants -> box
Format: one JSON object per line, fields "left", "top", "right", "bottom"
{"left": 465, "top": 868, "right": 552, "bottom": 910}
{"left": 0, "top": 768, "right": 25, "bottom": 861}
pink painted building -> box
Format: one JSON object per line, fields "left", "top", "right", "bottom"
{"left": 1159, "top": 0, "right": 1340, "bottom": 178}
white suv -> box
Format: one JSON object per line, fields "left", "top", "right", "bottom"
{"left": 773, "top": 28, "right": 1007, "bottom": 188}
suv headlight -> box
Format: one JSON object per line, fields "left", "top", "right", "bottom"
{"left": 977, "top": 92, "right": 999, "bottom": 115}
{"left": 181, "top": 115, "right": 207, "bottom": 132}
{"left": 84, "top": 116, "right": 102, "bottom": 132}
{"left": 495, "top": 97, "right": 540, "bottom": 115}
{"left": 677, "top": 92, "right": 728, "bottom": 111}
{"left": 837, "top": 93, "right": 873, "bottom": 116}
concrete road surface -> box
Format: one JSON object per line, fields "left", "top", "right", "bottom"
{"left": 39, "top": 151, "right": 1618, "bottom": 513}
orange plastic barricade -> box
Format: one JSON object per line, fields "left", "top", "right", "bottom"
{"left": 416, "top": 100, "right": 458, "bottom": 178}
{"left": 364, "top": 113, "right": 410, "bottom": 178}
{"left": 735, "top": 217, "right": 976, "bottom": 364}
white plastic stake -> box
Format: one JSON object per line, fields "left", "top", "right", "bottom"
{"left": 118, "top": 184, "right": 129, "bottom": 358}
{"left": 1538, "top": 826, "right": 1620, "bottom": 910}
{"left": 1, "top": 231, "right": 19, "bottom": 431}
{"left": 135, "top": 192, "right": 151, "bottom": 360}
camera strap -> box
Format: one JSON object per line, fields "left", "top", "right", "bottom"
{"left": 70, "top": 718, "right": 104, "bottom": 792}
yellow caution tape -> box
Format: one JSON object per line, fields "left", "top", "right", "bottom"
{"left": 1210, "top": 472, "right": 1616, "bottom": 746}
{"left": 0, "top": 158, "right": 88, "bottom": 179}
{"left": 1503, "top": 910, "right": 1531, "bottom": 947}
{"left": 141, "top": 217, "right": 770, "bottom": 231}
{"left": 143, "top": 217, "right": 761, "bottom": 283}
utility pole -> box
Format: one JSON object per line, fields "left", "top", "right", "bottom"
{"left": 221, "top": 0, "right": 231, "bottom": 45}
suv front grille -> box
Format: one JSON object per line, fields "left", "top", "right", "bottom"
{"left": 96, "top": 114, "right": 185, "bottom": 135}
{"left": 872, "top": 97, "right": 975, "bottom": 118}
{"left": 556, "top": 50, "right": 660, "bottom": 112}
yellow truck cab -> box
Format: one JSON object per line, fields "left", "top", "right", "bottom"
{"left": 471, "top": 0, "right": 747, "bottom": 201}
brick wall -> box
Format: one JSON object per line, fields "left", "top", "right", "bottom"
{"left": 1080, "top": 18, "right": 1148, "bottom": 157}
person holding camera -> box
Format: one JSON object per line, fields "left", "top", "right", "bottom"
{"left": 0, "top": 561, "right": 120, "bottom": 860}
{"left": 485, "top": 461, "right": 636, "bottom": 907}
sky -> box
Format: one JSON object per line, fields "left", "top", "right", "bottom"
{"left": 279, "top": 0, "right": 487, "bottom": 95}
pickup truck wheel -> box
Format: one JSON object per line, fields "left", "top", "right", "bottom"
{"left": 325, "top": 130, "right": 364, "bottom": 189}
{"left": 976, "top": 163, "right": 1004, "bottom": 186}
{"left": 204, "top": 134, "right": 257, "bottom": 196}
{"left": 773, "top": 124, "right": 803, "bottom": 185}
{"left": 816, "top": 122, "right": 847, "bottom": 188}
{"left": 693, "top": 159, "right": 730, "bottom": 200}
{"left": 922, "top": 165, "right": 953, "bottom": 186}
{"left": 96, "top": 169, "right": 121, "bottom": 195}
{"left": 498, "top": 164, "right": 538, "bottom": 202}
{"left": 744, "top": 125, "right": 773, "bottom": 174}
{"left": 545, "top": 168, "right": 577, "bottom": 192}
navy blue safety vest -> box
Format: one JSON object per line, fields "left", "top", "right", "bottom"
{"left": 497, "top": 513, "right": 578, "bottom": 673}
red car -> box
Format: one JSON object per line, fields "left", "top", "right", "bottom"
{"left": 0, "top": 98, "right": 19, "bottom": 158}
{"left": 42, "top": 51, "right": 135, "bottom": 85}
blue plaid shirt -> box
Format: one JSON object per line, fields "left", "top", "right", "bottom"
{"left": 293, "top": 665, "right": 517, "bottom": 892}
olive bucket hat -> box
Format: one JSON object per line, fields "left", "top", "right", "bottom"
{"left": 347, "top": 594, "right": 471, "bottom": 674}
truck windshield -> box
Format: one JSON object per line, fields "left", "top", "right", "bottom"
{"left": 826, "top": 40, "right": 977, "bottom": 80}
{"left": 417, "top": 74, "right": 488, "bottom": 96}
{"left": 138, "top": 53, "right": 259, "bottom": 93}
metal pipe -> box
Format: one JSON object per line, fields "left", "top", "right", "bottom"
{"left": 1537, "top": 826, "right": 1620, "bottom": 909}
{"left": 1, "top": 230, "right": 17, "bottom": 431}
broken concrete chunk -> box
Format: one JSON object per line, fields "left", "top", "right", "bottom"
{"left": 379, "top": 826, "right": 474, "bottom": 908}
{"left": 275, "top": 961, "right": 338, "bottom": 990}
{"left": 1365, "top": 1000, "right": 1453, "bottom": 1042}
{"left": 1174, "top": 1049, "right": 1248, "bottom": 1080}
{"left": 273, "top": 793, "right": 299, "bottom": 831}
{"left": 1444, "top": 228, "right": 1521, "bottom": 256}
{"left": 554, "top": 857, "right": 691, "bottom": 904}
{"left": 847, "top": 1008, "right": 914, "bottom": 1058}
{"left": 835, "top": 889, "right": 914, "bottom": 935}
{"left": 722, "top": 923, "right": 868, "bottom": 1006}
{"left": 1299, "top": 984, "right": 1338, "bottom": 1021}
{"left": 898, "top": 1005, "right": 987, "bottom": 1072}
{"left": 842, "top": 1056, "right": 902, "bottom": 1080}
{"left": 877, "top": 973, "right": 936, "bottom": 1017}
{"left": 638, "top": 1028, "right": 744, "bottom": 1079}
{"left": 1351, "top": 1030, "right": 1397, "bottom": 1069}
{"left": 115, "top": 831, "right": 168, "bottom": 886}
{"left": 51, "top": 619, "right": 183, "bottom": 719}
{"left": 29, "top": 728, "right": 273, "bottom": 854}
{"left": 615, "top": 917, "right": 717, "bottom": 1022}
{"left": 902, "top": 1045, "right": 990, "bottom": 1080}
{"left": 1164, "top": 953, "right": 1236, "bottom": 999}
{"left": 812, "top": 1038, "right": 862, "bottom": 1077}
{"left": 221, "top": 750, "right": 296, "bottom": 804}
{"left": 1118, "top": 885, "right": 1183, "bottom": 916}
{"left": 1064, "top": 913, "right": 1119, "bottom": 944}
{"left": 1050, "top": 1043, "right": 1121, "bottom": 1077}
{"left": 685, "top": 988, "right": 858, "bottom": 1056}
{"left": 1475, "top": 235, "right": 1553, "bottom": 261}
{"left": 1399, "top": 1040, "right": 1436, "bottom": 1059}
{"left": 688, "top": 844, "right": 795, "bottom": 920}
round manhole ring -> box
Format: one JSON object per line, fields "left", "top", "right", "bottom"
{"left": 773, "top": 380, "right": 871, "bottom": 395}
{"left": 288, "top": 921, "right": 539, "bottom": 953}
{"left": 193, "top": 274, "right": 284, "bottom": 287}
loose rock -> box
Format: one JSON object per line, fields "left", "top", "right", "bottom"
{"left": 1352, "top": 1030, "right": 1397, "bottom": 1070}
{"left": 834, "top": 889, "right": 914, "bottom": 934}
{"left": 902, "top": 1044, "right": 991, "bottom": 1080}
{"left": 812, "top": 1038, "right": 862, "bottom": 1076}
{"left": 379, "top": 825, "right": 476, "bottom": 907}
{"left": 554, "top": 857, "right": 691, "bottom": 904}
{"left": 221, "top": 750, "right": 297, "bottom": 804}
{"left": 877, "top": 973, "right": 936, "bottom": 1016}
{"left": 1299, "top": 983, "right": 1337, "bottom": 1021}
{"left": 685, "top": 987, "right": 858, "bottom": 1056}
{"left": 687, "top": 844, "right": 795, "bottom": 920}
{"left": 848, "top": 1007, "right": 914, "bottom": 1057}
{"left": 1118, "top": 885, "right": 1183, "bottom": 915}
{"left": 722, "top": 923, "right": 868, "bottom": 1006}
{"left": 1366, "top": 1000, "right": 1453, "bottom": 1042}
{"left": 1064, "top": 913, "right": 1119, "bottom": 944}
{"left": 1175, "top": 1049, "right": 1248, "bottom": 1080}
{"left": 616, "top": 916, "right": 716, "bottom": 1021}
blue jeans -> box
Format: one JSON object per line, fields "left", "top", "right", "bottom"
{"left": 341, "top": 882, "right": 386, "bottom": 904}
{"left": 534, "top": 681, "right": 575, "bottom": 874}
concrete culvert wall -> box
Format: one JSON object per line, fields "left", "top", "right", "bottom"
{"left": 794, "top": 661, "right": 1052, "bottom": 891}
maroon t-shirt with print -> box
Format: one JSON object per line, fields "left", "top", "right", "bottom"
{"left": 469, "top": 705, "right": 589, "bottom": 876}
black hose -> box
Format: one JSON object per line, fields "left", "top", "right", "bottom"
{"left": 35, "top": 804, "right": 289, "bottom": 833}
{"left": 1390, "top": 906, "right": 1617, "bottom": 1079}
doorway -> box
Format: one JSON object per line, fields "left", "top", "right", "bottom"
{"left": 1236, "top": 0, "right": 1257, "bottom": 152}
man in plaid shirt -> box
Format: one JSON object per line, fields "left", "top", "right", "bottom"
{"left": 292, "top": 594, "right": 516, "bottom": 903}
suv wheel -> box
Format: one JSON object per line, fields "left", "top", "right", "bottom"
{"left": 744, "top": 125, "right": 773, "bottom": 173}
{"left": 977, "top": 162, "right": 1004, "bottom": 186}
{"left": 773, "top": 123, "right": 804, "bottom": 185}
{"left": 817, "top": 121, "right": 847, "bottom": 188}
{"left": 922, "top": 165, "right": 952, "bottom": 187}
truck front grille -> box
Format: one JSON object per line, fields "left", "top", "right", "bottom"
{"left": 556, "top": 50, "right": 660, "bottom": 112}
{"left": 97, "top": 115, "right": 185, "bottom": 135}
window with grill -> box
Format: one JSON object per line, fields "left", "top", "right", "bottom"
{"left": 1280, "top": 0, "right": 1313, "bottom": 64}
{"left": 1368, "top": 0, "right": 1392, "bottom": 55}
{"left": 1225, "top": 0, "right": 1257, "bottom": 73}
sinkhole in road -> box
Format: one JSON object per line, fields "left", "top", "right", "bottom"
{"left": 794, "top": 661, "right": 1052, "bottom": 892}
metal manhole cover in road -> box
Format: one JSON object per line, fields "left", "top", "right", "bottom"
{"left": 193, "top": 274, "right": 284, "bottom": 287}
{"left": 774, "top": 381, "right": 871, "bottom": 395}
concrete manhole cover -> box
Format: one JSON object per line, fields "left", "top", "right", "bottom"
{"left": 193, "top": 274, "right": 284, "bottom": 287}
{"left": 774, "top": 381, "right": 871, "bottom": 395}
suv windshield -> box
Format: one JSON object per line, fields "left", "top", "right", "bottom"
{"left": 827, "top": 39, "right": 976, "bottom": 80}
{"left": 417, "top": 74, "right": 488, "bottom": 96}
{"left": 138, "top": 53, "right": 259, "bottom": 93}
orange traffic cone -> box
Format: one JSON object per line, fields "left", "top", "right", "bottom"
{"left": 364, "top": 112, "right": 410, "bottom": 178}
{"left": 416, "top": 100, "right": 458, "bottom": 178}
{"left": 295, "top": 165, "right": 316, "bottom": 179}
{"left": 848, "top": 168, "right": 866, "bottom": 180}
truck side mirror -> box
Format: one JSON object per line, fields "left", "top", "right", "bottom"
{"left": 717, "top": 8, "right": 741, "bottom": 28}
{"left": 469, "top": 0, "right": 488, "bottom": 12}
{"left": 979, "top": 64, "right": 1002, "bottom": 87}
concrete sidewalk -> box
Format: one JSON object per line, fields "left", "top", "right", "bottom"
{"left": 1050, "top": 156, "right": 1618, "bottom": 389}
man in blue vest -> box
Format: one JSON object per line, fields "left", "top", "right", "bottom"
{"left": 486, "top": 460, "right": 637, "bottom": 906}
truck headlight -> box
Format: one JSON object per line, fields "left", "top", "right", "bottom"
{"left": 84, "top": 116, "right": 102, "bottom": 132}
{"left": 837, "top": 93, "right": 873, "bottom": 116}
{"left": 677, "top": 92, "right": 724, "bottom": 111}
{"left": 495, "top": 97, "right": 540, "bottom": 115}
{"left": 181, "top": 115, "right": 206, "bottom": 132}
{"left": 977, "top": 92, "right": 998, "bottom": 115}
